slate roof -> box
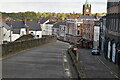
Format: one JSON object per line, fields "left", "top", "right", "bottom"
{"left": 40, "top": 18, "right": 49, "bottom": 24}
{"left": 0, "top": 20, "right": 10, "bottom": 30}
{"left": 27, "top": 21, "right": 42, "bottom": 31}
{"left": 46, "top": 21, "right": 56, "bottom": 24}
{"left": 6, "top": 21, "right": 26, "bottom": 29}
{"left": 6, "top": 21, "right": 42, "bottom": 34}
{"left": 60, "top": 21, "right": 66, "bottom": 25}
{"left": 79, "top": 16, "right": 96, "bottom": 20}
{"left": 78, "top": 16, "right": 102, "bottom": 20}
{"left": 53, "top": 21, "right": 66, "bottom": 28}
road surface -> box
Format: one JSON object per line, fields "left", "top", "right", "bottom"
{"left": 2, "top": 41, "right": 69, "bottom": 78}
{"left": 78, "top": 48, "right": 119, "bottom": 78}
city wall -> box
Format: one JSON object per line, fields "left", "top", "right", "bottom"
{"left": 2, "top": 35, "right": 57, "bottom": 57}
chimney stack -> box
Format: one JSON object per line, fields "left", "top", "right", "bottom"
{"left": 24, "top": 17, "right": 27, "bottom": 25}
{"left": 49, "top": 18, "right": 53, "bottom": 21}
{"left": 95, "top": 13, "right": 99, "bottom": 19}
{"left": 38, "top": 18, "right": 40, "bottom": 23}
{"left": 23, "top": 17, "right": 29, "bottom": 34}
{"left": 26, "top": 25, "right": 29, "bottom": 35}
{"left": 57, "top": 19, "right": 61, "bottom": 22}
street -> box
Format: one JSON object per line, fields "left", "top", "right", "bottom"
{"left": 2, "top": 41, "right": 69, "bottom": 78}
{"left": 78, "top": 48, "right": 119, "bottom": 78}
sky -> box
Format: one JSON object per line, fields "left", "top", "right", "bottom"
{"left": 0, "top": 0, "right": 108, "bottom": 13}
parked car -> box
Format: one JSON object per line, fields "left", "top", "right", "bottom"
{"left": 92, "top": 48, "right": 100, "bottom": 55}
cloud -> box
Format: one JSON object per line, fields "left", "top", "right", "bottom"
{"left": 0, "top": 0, "right": 107, "bottom": 2}
{"left": 0, "top": 0, "right": 107, "bottom": 13}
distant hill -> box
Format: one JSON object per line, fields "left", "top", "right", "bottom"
{"left": 1, "top": 12, "right": 106, "bottom": 21}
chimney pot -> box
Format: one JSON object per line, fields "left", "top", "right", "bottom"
{"left": 57, "top": 19, "right": 61, "bottom": 22}
{"left": 38, "top": 18, "right": 40, "bottom": 23}
{"left": 49, "top": 18, "right": 53, "bottom": 21}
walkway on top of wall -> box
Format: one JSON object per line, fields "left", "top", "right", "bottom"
{"left": 2, "top": 41, "right": 69, "bottom": 78}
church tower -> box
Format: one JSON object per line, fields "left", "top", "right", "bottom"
{"left": 83, "top": 0, "right": 91, "bottom": 16}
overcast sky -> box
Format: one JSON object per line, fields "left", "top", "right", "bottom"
{"left": 0, "top": 0, "right": 107, "bottom": 2}
{"left": 0, "top": 0, "right": 108, "bottom": 13}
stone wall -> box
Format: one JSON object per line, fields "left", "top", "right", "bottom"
{"left": 2, "top": 35, "right": 57, "bottom": 57}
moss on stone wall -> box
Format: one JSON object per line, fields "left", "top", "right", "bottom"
{"left": 2, "top": 35, "right": 57, "bottom": 57}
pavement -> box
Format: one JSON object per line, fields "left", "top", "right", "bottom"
{"left": 66, "top": 52, "right": 79, "bottom": 78}
{"left": 2, "top": 41, "right": 69, "bottom": 78}
{"left": 78, "top": 48, "right": 119, "bottom": 78}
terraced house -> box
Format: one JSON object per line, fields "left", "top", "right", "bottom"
{"left": 6, "top": 18, "right": 42, "bottom": 41}
{"left": 0, "top": 20, "right": 11, "bottom": 44}
{"left": 105, "top": 0, "right": 120, "bottom": 66}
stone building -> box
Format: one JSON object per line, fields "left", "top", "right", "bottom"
{"left": 83, "top": 0, "right": 91, "bottom": 16}
{"left": 104, "top": 0, "right": 120, "bottom": 65}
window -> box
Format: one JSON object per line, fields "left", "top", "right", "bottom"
{"left": 78, "top": 23, "right": 80, "bottom": 27}
{"left": 37, "top": 35, "right": 39, "bottom": 37}
{"left": 77, "top": 30, "right": 80, "bottom": 35}
{"left": 22, "top": 31, "right": 25, "bottom": 35}
{"left": 3, "top": 34, "right": 5, "bottom": 36}
{"left": 116, "top": 18, "right": 118, "bottom": 32}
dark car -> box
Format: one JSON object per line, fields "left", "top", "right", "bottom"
{"left": 92, "top": 48, "right": 100, "bottom": 55}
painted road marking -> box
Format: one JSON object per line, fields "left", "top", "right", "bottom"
{"left": 96, "top": 56, "right": 119, "bottom": 78}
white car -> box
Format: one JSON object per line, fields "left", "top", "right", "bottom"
{"left": 92, "top": 48, "right": 100, "bottom": 55}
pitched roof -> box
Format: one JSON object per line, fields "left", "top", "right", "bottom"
{"left": 60, "top": 21, "right": 66, "bottom": 25}
{"left": 53, "top": 21, "right": 66, "bottom": 28}
{"left": 40, "top": 18, "right": 49, "bottom": 24}
{"left": 27, "top": 21, "right": 42, "bottom": 31}
{"left": 6, "top": 21, "right": 26, "bottom": 29}
{"left": 78, "top": 16, "right": 101, "bottom": 20}
{"left": 6, "top": 21, "right": 42, "bottom": 34}
{"left": 46, "top": 21, "right": 56, "bottom": 24}
{"left": 0, "top": 20, "right": 10, "bottom": 30}
{"left": 53, "top": 22, "right": 61, "bottom": 28}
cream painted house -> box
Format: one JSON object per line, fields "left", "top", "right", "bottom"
{"left": 6, "top": 20, "right": 42, "bottom": 41}
{"left": 0, "top": 20, "right": 11, "bottom": 44}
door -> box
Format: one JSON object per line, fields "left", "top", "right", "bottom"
{"left": 112, "top": 43, "right": 116, "bottom": 63}
{"left": 108, "top": 41, "right": 111, "bottom": 59}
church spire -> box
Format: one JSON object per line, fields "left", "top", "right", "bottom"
{"left": 84, "top": 0, "right": 91, "bottom": 7}
{"left": 85, "top": 0, "right": 88, "bottom": 4}
{"left": 83, "top": 0, "right": 91, "bottom": 16}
